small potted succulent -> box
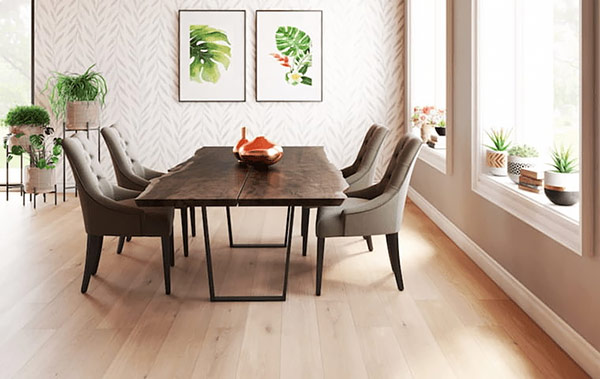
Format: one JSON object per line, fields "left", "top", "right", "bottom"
{"left": 4, "top": 105, "right": 51, "bottom": 149}
{"left": 435, "top": 119, "right": 446, "bottom": 136}
{"left": 44, "top": 64, "right": 107, "bottom": 130}
{"left": 485, "top": 128, "right": 511, "bottom": 176}
{"left": 507, "top": 144, "right": 539, "bottom": 184}
{"left": 4, "top": 105, "right": 62, "bottom": 194}
{"left": 544, "top": 145, "right": 579, "bottom": 206}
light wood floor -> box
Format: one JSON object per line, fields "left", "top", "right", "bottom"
{"left": 0, "top": 194, "right": 589, "bottom": 379}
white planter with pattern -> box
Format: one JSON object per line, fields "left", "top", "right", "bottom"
{"left": 507, "top": 156, "right": 538, "bottom": 184}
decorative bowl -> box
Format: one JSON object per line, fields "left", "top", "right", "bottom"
{"left": 239, "top": 136, "right": 283, "bottom": 167}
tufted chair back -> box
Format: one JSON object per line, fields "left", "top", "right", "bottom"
{"left": 342, "top": 124, "right": 389, "bottom": 191}
{"left": 101, "top": 125, "right": 160, "bottom": 191}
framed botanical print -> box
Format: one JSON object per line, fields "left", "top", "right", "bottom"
{"left": 256, "top": 10, "right": 323, "bottom": 102}
{"left": 178, "top": 10, "right": 246, "bottom": 102}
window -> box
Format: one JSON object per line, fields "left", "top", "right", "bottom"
{"left": 407, "top": 0, "right": 452, "bottom": 174}
{"left": 473, "top": 0, "right": 587, "bottom": 254}
{"left": 0, "top": 0, "right": 33, "bottom": 185}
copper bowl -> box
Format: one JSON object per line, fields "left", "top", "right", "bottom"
{"left": 239, "top": 136, "right": 283, "bottom": 167}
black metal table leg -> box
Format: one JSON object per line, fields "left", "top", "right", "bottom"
{"left": 202, "top": 206, "right": 295, "bottom": 302}
{"left": 226, "top": 206, "right": 291, "bottom": 248}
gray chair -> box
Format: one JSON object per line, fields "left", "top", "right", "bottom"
{"left": 301, "top": 124, "right": 389, "bottom": 255}
{"left": 63, "top": 134, "right": 174, "bottom": 294}
{"left": 101, "top": 125, "right": 195, "bottom": 257}
{"left": 314, "top": 134, "right": 422, "bottom": 295}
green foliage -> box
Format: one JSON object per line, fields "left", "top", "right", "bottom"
{"left": 5, "top": 105, "right": 50, "bottom": 126}
{"left": 550, "top": 145, "right": 577, "bottom": 173}
{"left": 508, "top": 144, "right": 539, "bottom": 158}
{"left": 272, "top": 26, "right": 313, "bottom": 86}
{"left": 189, "top": 25, "right": 231, "bottom": 83}
{"left": 485, "top": 128, "right": 511, "bottom": 152}
{"left": 276, "top": 26, "right": 311, "bottom": 57}
{"left": 4, "top": 133, "right": 62, "bottom": 169}
{"left": 44, "top": 64, "right": 108, "bottom": 119}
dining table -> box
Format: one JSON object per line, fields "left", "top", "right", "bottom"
{"left": 135, "top": 146, "right": 347, "bottom": 301}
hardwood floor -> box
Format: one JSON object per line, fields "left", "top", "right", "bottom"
{"left": 0, "top": 195, "right": 589, "bottom": 378}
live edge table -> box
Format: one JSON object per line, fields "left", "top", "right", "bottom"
{"left": 135, "top": 147, "right": 347, "bottom": 302}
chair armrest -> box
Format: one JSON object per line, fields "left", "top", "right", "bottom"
{"left": 342, "top": 193, "right": 391, "bottom": 216}
{"left": 342, "top": 191, "right": 403, "bottom": 236}
{"left": 112, "top": 186, "right": 141, "bottom": 201}
{"left": 341, "top": 164, "right": 357, "bottom": 178}
{"left": 143, "top": 167, "right": 164, "bottom": 180}
{"left": 344, "top": 182, "right": 382, "bottom": 199}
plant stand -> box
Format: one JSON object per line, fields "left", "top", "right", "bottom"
{"left": 62, "top": 121, "right": 101, "bottom": 202}
{"left": 2, "top": 147, "right": 25, "bottom": 201}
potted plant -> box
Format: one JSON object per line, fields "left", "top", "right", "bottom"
{"left": 44, "top": 64, "right": 107, "bottom": 130}
{"left": 4, "top": 106, "right": 62, "bottom": 194}
{"left": 435, "top": 119, "right": 446, "bottom": 136}
{"left": 485, "top": 128, "right": 511, "bottom": 176}
{"left": 507, "top": 144, "right": 539, "bottom": 184}
{"left": 411, "top": 106, "right": 446, "bottom": 143}
{"left": 544, "top": 145, "right": 579, "bottom": 206}
{"left": 4, "top": 105, "right": 51, "bottom": 148}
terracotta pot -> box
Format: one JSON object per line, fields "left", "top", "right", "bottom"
{"left": 25, "top": 167, "right": 57, "bottom": 194}
{"left": 233, "top": 126, "right": 249, "bottom": 162}
{"left": 507, "top": 156, "right": 538, "bottom": 184}
{"left": 239, "top": 136, "right": 283, "bottom": 167}
{"left": 66, "top": 101, "right": 100, "bottom": 130}
{"left": 544, "top": 171, "right": 579, "bottom": 206}
{"left": 486, "top": 149, "right": 507, "bottom": 176}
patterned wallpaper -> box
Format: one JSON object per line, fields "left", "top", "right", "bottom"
{"left": 34, "top": 0, "right": 405, "bottom": 184}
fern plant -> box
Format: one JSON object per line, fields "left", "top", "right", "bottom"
{"left": 485, "top": 128, "right": 511, "bottom": 152}
{"left": 550, "top": 145, "right": 577, "bottom": 173}
{"left": 5, "top": 105, "right": 50, "bottom": 126}
{"left": 44, "top": 64, "right": 108, "bottom": 119}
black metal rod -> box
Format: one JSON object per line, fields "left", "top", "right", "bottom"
{"left": 62, "top": 121, "right": 66, "bottom": 202}
{"left": 201, "top": 206, "right": 216, "bottom": 299}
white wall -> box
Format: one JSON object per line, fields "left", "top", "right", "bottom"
{"left": 34, "top": 0, "right": 405, "bottom": 183}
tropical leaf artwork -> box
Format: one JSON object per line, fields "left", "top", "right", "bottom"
{"left": 270, "top": 26, "right": 312, "bottom": 86}
{"left": 189, "top": 25, "right": 231, "bottom": 83}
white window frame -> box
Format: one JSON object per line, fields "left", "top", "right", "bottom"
{"left": 471, "top": 0, "right": 595, "bottom": 256}
{"left": 406, "top": 0, "right": 454, "bottom": 175}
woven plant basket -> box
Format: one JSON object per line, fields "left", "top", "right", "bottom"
{"left": 25, "top": 167, "right": 57, "bottom": 194}
{"left": 66, "top": 101, "right": 100, "bottom": 130}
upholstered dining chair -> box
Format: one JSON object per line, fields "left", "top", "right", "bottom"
{"left": 313, "top": 134, "right": 422, "bottom": 295}
{"left": 63, "top": 134, "right": 175, "bottom": 295}
{"left": 101, "top": 125, "right": 195, "bottom": 257}
{"left": 301, "top": 124, "right": 389, "bottom": 256}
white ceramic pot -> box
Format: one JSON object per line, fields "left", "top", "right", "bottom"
{"left": 25, "top": 167, "right": 57, "bottom": 194}
{"left": 66, "top": 101, "right": 100, "bottom": 130}
{"left": 543, "top": 171, "right": 579, "bottom": 206}
{"left": 507, "top": 156, "right": 538, "bottom": 184}
{"left": 485, "top": 149, "right": 507, "bottom": 176}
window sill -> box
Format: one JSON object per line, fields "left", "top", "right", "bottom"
{"left": 473, "top": 174, "right": 581, "bottom": 255}
{"left": 418, "top": 145, "right": 447, "bottom": 174}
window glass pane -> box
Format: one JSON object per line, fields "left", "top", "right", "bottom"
{"left": 409, "top": 0, "right": 447, "bottom": 149}
{"left": 479, "top": 0, "right": 581, "bottom": 160}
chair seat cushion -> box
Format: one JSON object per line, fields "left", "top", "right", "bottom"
{"left": 118, "top": 199, "right": 174, "bottom": 236}
{"left": 316, "top": 197, "right": 369, "bottom": 238}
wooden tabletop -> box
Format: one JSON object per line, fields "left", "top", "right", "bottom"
{"left": 135, "top": 146, "right": 347, "bottom": 207}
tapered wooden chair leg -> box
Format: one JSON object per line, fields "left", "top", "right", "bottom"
{"left": 316, "top": 237, "right": 325, "bottom": 296}
{"left": 116, "top": 236, "right": 125, "bottom": 254}
{"left": 126, "top": 236, "right": 132, "bottom": 242}
{"left": 190, "top": 207, "right": 196, "bottom": 237}
{"left": 91, "top": 236, "right": 104, "bottom": 275}
{"left": 170, "top": 233, "right": 175, "bottom": 267}
{"left": 180, "top": 207, "right": 189, "bottom": 257}
{"left": 81, "top": 234, "right": 102, "bottom": 293}
{"left": 301, "top": 207, "right": 310, "bottom": 256}
{"left": 385, "top": 233, "right": 404, "bottom": 291}
{"left": 364, "top": 236, "right": 373, "bottom": 252}
{"left": 161, "top": 235, "right": 172, "bottom": 295}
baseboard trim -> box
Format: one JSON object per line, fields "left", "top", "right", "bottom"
{"left": 408, "top": 187, "right": 600, "bottom": 378}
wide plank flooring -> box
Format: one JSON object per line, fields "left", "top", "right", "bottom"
{"left": 0, "top": 194, "right": 589, "bottom": 378}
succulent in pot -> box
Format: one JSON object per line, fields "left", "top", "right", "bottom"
{"left": 544, "top": 145, "right": 579, "bottom": 206}
{"left": 484, "top": 128, "right": 511, "bottom": 176}
{"left": 507, "top": 144, "right": 539, "bottom": 184}
{"left": 44, "top": 64, "right": 107, "bottom": 130}
{"left": 435, "top": 119, "right": 446, "bottom": 136}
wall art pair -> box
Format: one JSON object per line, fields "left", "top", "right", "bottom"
{"left": 178, "top": 10, "right": 323, "bottom": 103}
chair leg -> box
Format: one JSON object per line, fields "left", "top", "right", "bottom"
{"left": 170, "top": 233, "right": 175, "bottom": 267}
{"left": 116, "top": 236, "right": 125, "bottom": 254}
{"left": 161, "top": 234, "right": 172, "bottom": 295}
{"left": 180, "top": 207, "right": 189, "bottom": 257}
{"left": 126, "top": 236, "right": 132, "bottom": 242}
{"left": 385, "top": 233, "right": 404, "bottom": 291}
{"left": 190, "top": 207, "right": 196, "bottom": 237}
{"left": 301, "top": 207, "right": 310, "bottom": 256}
{"left": 316, "top": 237, "right": 325, "bottom": 296}
{"left": 81, "top": 234, "right": 102, "bottom": 293}
{"left": 364, "top": 236, "right": 373, "bottom": 252}
{"left": 91, "top": 236, "right": 104, "bottom": 275}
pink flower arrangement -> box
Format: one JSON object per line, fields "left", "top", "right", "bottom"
{"left": 411, "top": 106, "right": 446, "bottom": 129}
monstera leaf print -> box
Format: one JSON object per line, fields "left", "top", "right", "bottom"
{"left": 271, "top": 26, "right": 313, "bottom": 86}
{"left": 189, "top": 25, "right": 231, "bottom": 83}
